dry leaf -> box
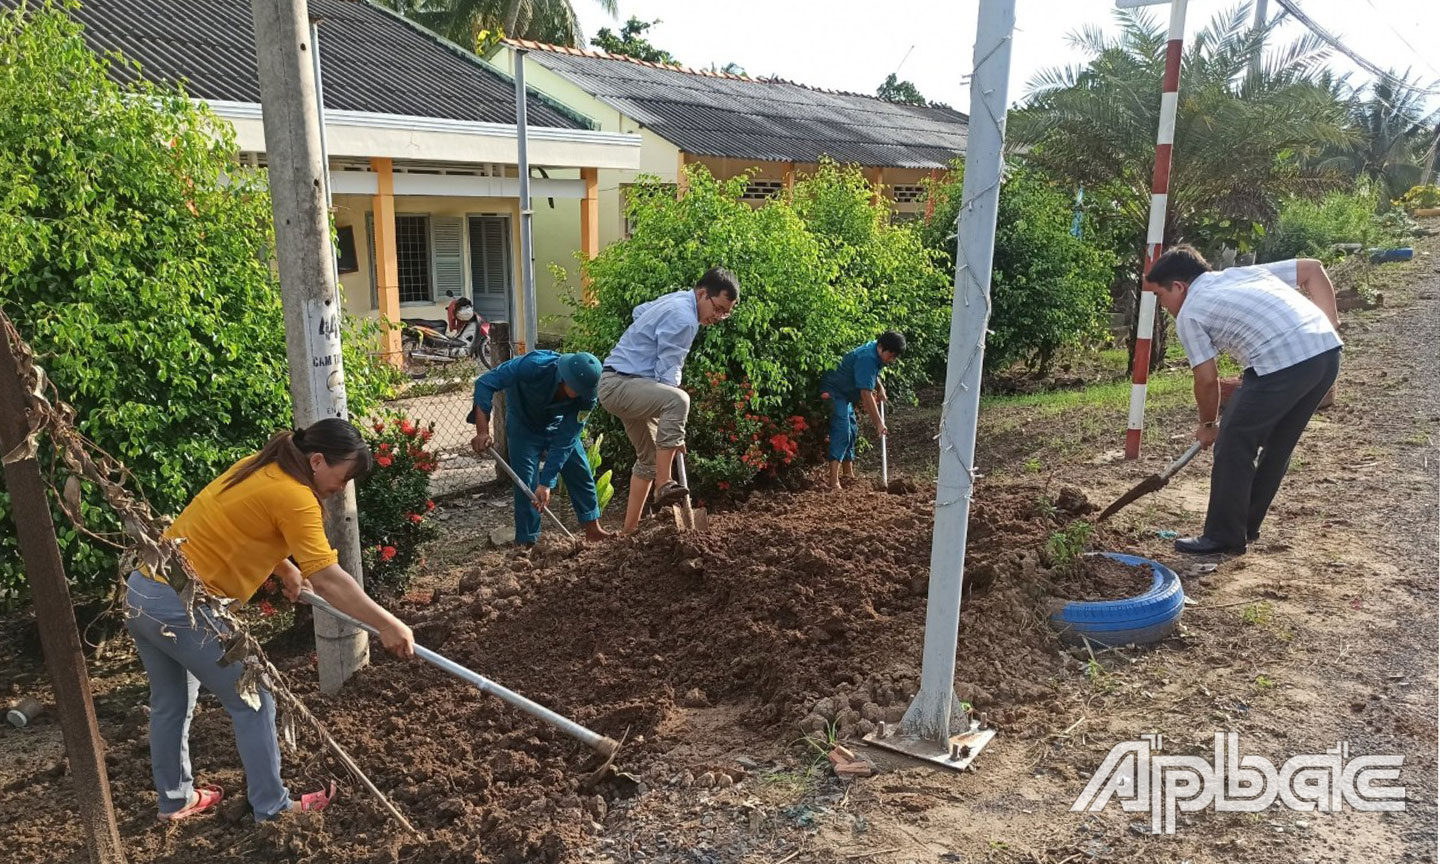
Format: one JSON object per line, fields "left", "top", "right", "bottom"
{"left": 63, "top": 475, "right": 83, "bottom": 527}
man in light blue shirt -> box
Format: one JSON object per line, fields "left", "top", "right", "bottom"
{"left": 599, "top": 267, "right": 740, "bottom": 534}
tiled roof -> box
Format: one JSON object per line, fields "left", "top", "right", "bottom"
{"left": 23, "top": 0, "right": 588, "bottom": 129}
{"left": 508, "top": 39, "right": 968, "bottom": 168}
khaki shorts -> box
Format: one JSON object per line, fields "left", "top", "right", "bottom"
{"left": 597, "top": 370, "right": 689, "bottom": 478}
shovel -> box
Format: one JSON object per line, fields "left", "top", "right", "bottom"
{"left": 671, "top": 452, "right": 709, "bottom": 531}
{"left": 1097, "top": 440, "right": 1203, "bottom": 522}
{"left": 879, "top": 401, "right": 889, "bottom": 488}
{"left": 301, "top": 590, "right": 620, "bottom": 759}
{"left": 485, "top": 445, "right": 575, "bottom": 541}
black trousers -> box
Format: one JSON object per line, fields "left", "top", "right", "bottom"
{"left": 1204, "top": 347, "right": 1341, "bottom": 545}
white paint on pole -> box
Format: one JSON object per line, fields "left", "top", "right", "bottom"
{"left": 1146, "top": 194, "right": 1168, "bottom": 243}
{"left": 1128, "top": 383, "right": 1150, "bottom": 426}
{"left": 515, "top": 49, "right": 538, "bottom": 352}
{"left": 1135, "top": 290, "right": 1158, "bottom": 340}
{"left": 898, "top": 0, "right": 1015, "bottom": 745}
{"left": 250, "top": 0, "right": 368, "bottom": 692}
{"left": 1157, "top": 92, "right": 1179, "bottom": 142}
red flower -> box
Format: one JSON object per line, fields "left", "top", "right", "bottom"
{"left": 380, "top": 546, "right": 397, "bottom": 561}
{"left": 259, "top": 600, "right": 276, "bottom": 616}
{"left": 789, "top": 416, "right": 808, "bottom": 432}
{"left": 408, "top": 512, "right": 423, "bottom": 523}
{"left": 400, "top": 420, "right": 417, "bottom": 437}
{"left": 420, "top": 428, "right": 434, "bottom": 442}
{"left": 718, "top": 481, "right": 730, "bottom": 491}
{"left": 373, "top": 422, "right": 384, "bottom": 433}
{"left": 378, "top": 442, "right": 391, "bottom": 454}
{"left": 376, "top": 454, "right": 393, "bottom": 468}
{"left": 426, "top": 499, "right": 436, "bottom": 511}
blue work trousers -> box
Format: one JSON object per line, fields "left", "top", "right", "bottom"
{"left": 825, "top": 393, "right": 859, "bottom": 463}
{"left": 507, "top": 417, "right": 601, "bottom": 544}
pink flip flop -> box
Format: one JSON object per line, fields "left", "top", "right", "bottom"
{"left": 159, "top": 784, "right": 223, "bottom": 822}
{"left": 296, "top": 780, "right": 338, "bottom": 814}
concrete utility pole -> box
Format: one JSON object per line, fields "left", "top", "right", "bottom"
{"left": 514, "top": 48, "right": 539, "bottom": 353}
{"left": 0, "top": 323, "right": 126, "bottom": 863}
{"left": 1249, "top": 0, "right": 1270, "bottom": 79}
{"left": 869, "top": 0, "right": 1012, "bottom": 770}
{"left": 250, "top": 0, "right": 368, "bottom": 692}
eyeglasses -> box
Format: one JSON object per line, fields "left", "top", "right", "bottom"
{"left": 709, "top": 297, "right": 735, "bottom": 320}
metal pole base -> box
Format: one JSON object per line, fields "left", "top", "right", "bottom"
{"left": 863, "top": 719, "right": 995, "bottom": 772}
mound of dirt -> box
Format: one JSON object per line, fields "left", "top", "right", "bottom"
{"left": 0, "top": 482, "right": 1141, "bottom": 864}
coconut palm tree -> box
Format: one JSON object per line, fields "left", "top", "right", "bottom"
{"left": 1012, "top": 2, "right": 1354, "bottom": 368}
{"left": 1321, "top": 74, "right": 1438, "bottom": 202}
{"left": 380, "top": 0, "right": 617, "bottom": 49}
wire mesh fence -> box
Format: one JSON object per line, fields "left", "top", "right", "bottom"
{"left": 378, "top": 355, "right": 497, "bottom": 499}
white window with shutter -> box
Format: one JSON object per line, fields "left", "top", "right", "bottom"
{"left": 430, "top": 216, "right": 465, "bottom": 302}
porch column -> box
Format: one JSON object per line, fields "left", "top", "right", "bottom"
{"left": 783, "top": 161, "right": 796, "bottom": 196}
{"left": 370, "top": 157, "right": 403, "bottom": 365}
{"left": 867, "top": 166, "right": 886, "bottom": 206}
{"left": 580, "top": 166, "right": 599, "bottom": 304}
{"left": 676, "top": 151, "right": 689, "bottom": 196}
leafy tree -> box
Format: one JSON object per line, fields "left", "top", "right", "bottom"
{"left": 877, "top": 73, "right": 928, "bottom": 106}
{"left": 0, "top": 2, "right": 396, "bottom": 603}
{"left": 592, "top": 16, "right": 674, "bottom": 64}
{"left": 379, "top": 0, "right": 617, "bottom": 49}
{"left": 920, "top": 163, "right": 1116, "bottom": 374}
{"left": 1012, "top": 3, "right": 1353, "bottom": 367}
{"left": 561, "top": 163, "right": 950, "bottom": 495}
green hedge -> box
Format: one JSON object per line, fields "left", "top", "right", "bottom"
{"left": 0, "top": 2, "right": 396, "bottom": 606}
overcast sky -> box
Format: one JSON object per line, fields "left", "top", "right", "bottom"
{"left": 572, "top": 0, "right": 1440, "bottom": 114}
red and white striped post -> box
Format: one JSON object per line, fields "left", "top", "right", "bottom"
{"left": 1124, "top": 0, "right": 1188, "bottom": 460}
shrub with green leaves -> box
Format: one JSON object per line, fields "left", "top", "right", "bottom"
{"left": 920, "top": 162, "right": 1116, "bottom": 374}
{"left": 0, "top": 2, "right": 396, "bottom": 605}
{"left": 1258, "top": 183, "right": 1385, "bottom": 262}
{"left": 356, "top": 415, "right": 439, "bottom": 598}
{"left": 562, "top": 162, "right": 950, "bottom": 495}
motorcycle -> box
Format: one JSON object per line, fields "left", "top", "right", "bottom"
{"left": 401, "top": 296, "right": 494, "bottom": 370}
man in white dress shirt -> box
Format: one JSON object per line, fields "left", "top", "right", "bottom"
{"left": 1145, "top": 245, "right": 1342, "bottom": 555}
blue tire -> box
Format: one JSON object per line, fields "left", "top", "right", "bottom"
{"left": 1048, "top": 553, "right": 1184, "bottom": 648}
{"left": 1369, "top": 247, "right": 1414, "bottom": 264}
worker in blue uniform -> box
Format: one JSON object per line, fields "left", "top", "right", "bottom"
{"left": 469, "top": 351, "right": 611, "bottom": 545}
{"left": 820, "top": 331, "right": 906, "bottom": 491}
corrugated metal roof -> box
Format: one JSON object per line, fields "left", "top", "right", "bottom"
{"left": 515, "top": 41, "right": 968, "bottom": 168}
{"left": 16, "top": 0, "right": 587, "bottom": 129}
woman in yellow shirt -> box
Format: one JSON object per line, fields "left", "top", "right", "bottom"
{"left": 124, "top": 419, "right": 416, "bottom": 821}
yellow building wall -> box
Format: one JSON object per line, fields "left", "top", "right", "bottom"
{"left": 332, "top": 193, "right": 524, "bottom": 326}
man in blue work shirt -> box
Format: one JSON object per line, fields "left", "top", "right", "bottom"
{"left": 821, "top": 331, "right": 906, "bottom": 491}
{"left": 469, "top": 351, "right": 611, "bottom": 545}
{"left": 598, "top": 267, "right": 741, "bottom": 534}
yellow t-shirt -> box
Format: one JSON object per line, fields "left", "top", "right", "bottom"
{"left": 164, "top": 459, "right": 338, "bottom": 602}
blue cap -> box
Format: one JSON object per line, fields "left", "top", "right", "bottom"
{"left": 559, "top": 352, "right": 602, "bottom": 400}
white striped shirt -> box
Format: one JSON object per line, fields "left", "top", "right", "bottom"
{"left": 1175, "top": 260, "right": 1342, "bottom": 376}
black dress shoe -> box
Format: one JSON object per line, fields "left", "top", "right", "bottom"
{"left": 1175, "top": 535, "right": 1246, "bottom": 555}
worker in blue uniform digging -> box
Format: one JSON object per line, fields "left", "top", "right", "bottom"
{"left": 469, "top": 351, "right": 612, "bottom": 545}
{"left": 821, "top": 331, "right": 905, "bottom": 491}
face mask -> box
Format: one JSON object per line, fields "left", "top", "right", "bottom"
{"left": 456, "top": 306, "right": 475, "bottom": 321}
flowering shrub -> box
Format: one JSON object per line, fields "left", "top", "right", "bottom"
{"left": 682, "top": 371, "right": 821, "bottom": 497}
{"left": 354, "top": 414, "right": 439, "bottom": 597}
